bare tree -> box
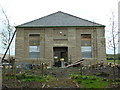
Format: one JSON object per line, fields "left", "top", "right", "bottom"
{"left": 107, "top": 12, "right": 118, "bottom": 64}
{"left": 0, "top": 7, "right": 14, "bottom": 61}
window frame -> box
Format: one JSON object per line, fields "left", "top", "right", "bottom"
{"left": 81, "top": 34, "right": 92, "bottom": 59}
{"left": 28, "top": 33, "right": 40, "bottom": 59}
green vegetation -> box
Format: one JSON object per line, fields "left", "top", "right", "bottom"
{"left": 106, "top": 54, "right": 120, "bottom": 64}
{"left": 71, "top": 74, "right": 109, "bottom": 88}
{"left": 5, "top": 73, "right": 52, "bottom": 82}
{"left": 106, "top": 54, "right": 120, "bottom": 60}
{"left": 107, "top": 60, "right": 120, "bottom": 64}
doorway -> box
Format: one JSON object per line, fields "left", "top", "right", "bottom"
{"left": 53, "top": 47, "right": 68, "bottom": 67}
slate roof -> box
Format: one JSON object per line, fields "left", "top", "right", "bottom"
{"left": 16, "top": 11, "right": 105, "bottom": 28}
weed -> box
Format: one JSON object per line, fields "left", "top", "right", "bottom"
{"left": 5, "top": 73, "right": 53, "bottom": 83}
{"left": 70, "top": 74, "right": 109, "bottom": 88}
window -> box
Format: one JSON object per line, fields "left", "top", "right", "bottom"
{"left": 81, "top": 34, "right": 92, "bottom": 58}
{"left": 81, "top": 34, "right": 91, "bottom": 46}
{"left": 81, "top": 46, "right": 91, "bottom": 58}
{"left": 29, "top": 34, "right": 40, "bottom": 58}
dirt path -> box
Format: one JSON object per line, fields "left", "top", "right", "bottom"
{"left": 43, "top": 67, "right": 80, "bottom": 88}
{"left": 43, "top": 77, "right": 79, "bottom": 88}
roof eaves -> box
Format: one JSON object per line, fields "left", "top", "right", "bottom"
{"left": 15, "top": 25, "right": 105, "bottom": 28}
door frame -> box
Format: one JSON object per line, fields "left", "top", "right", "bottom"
{"left": 53, "top": 47, "right": 68, "bottom": 67}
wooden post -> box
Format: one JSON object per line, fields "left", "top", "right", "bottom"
{"left": 80, "top": 65, "right": 83, "bottom": 75}
{"left": 14, "top": 64, "right": 16, "bottom": 81}
{"left": 11, "top": 57, "right": 16, "bottom": 81}
{"left": 1, "top": 30, "right": 16, "bottom": 62}
{"left": 70, "top": 55, "right": 72, "bottom": 64}
{"left": 39, "top": 61, "right": 41, "bottom": 69}
{"left": 41, "top": 63, "right": 44, "bottom": 76}
{"left": 2, "top": 65, "right": 5, "bottom": 80}
{"left": 7, "top": 65, "right": 10, "bottom": 80}
{"left": 32, "top": 60, "right": 34, "bottom": 70}
{"left": 113, "top": 66, "right": 115, "bottom": 81}
{"left": 109, "top": 68, "right": 112, "bottom": 86}
{"left": 12, "top": 61, "right": 16, "bottom": 81}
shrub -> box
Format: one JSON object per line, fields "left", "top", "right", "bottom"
{"left": 96, "top": 72, "right": 109, "bottom": 77}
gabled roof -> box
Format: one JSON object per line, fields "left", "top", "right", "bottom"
{"left": 16, "top": 11, "right": 105, "bottom": 28}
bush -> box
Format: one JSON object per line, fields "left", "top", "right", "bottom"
{"left": 96, "top": 72, "right": 109, "bottom": 77}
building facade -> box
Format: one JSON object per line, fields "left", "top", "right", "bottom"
{"left": 15, "top": 11, "right": 106, "bottom": 67}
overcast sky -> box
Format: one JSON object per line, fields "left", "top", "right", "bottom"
{"left": 0, "top": 0, "right": 119, "bottom": 55}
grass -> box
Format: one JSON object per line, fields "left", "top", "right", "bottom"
{"left": 107, "top": 60, "right": 120, "bottom": 64}
{"left": 20, "top": 75, "right": 52, "bottom": 82}
{"left": 5, "top": 73, "right": 53, "bottom": 82}
{"left": 70, "top": 74, "right": 109, "bottom": 88}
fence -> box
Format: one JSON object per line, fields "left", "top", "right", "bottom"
{"left": 2, "top": 60, "right": 50, "bottom": 82}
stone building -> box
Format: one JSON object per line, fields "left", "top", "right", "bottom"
{"left": 15, "top": 11, "right": 106, "bottom": 67}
